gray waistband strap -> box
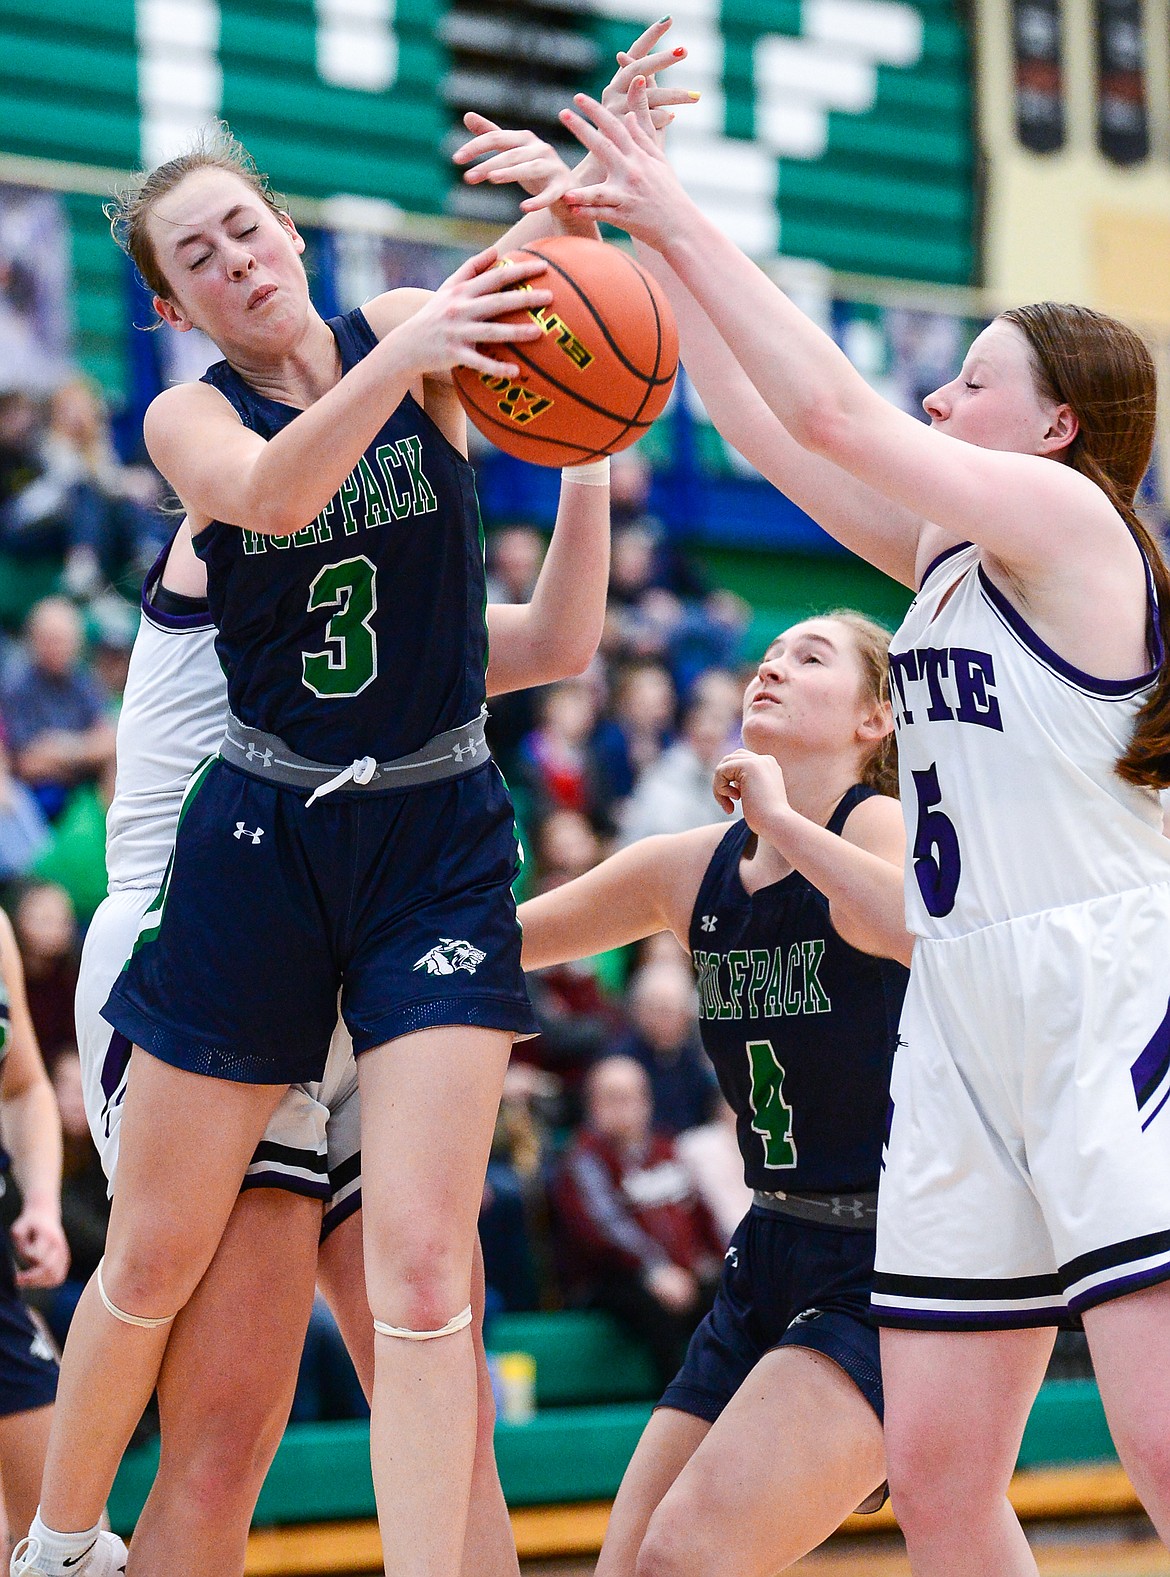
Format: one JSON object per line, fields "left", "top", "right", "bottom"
{"left": 221, "top": 707, "right": 491, "bottom": 798}
{"left": 753, "top": 1188, "right": 878, "bottom": 1231}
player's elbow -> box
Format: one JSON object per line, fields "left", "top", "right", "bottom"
{"left": 791, "top": 398, "right": 854, "bottom": 462}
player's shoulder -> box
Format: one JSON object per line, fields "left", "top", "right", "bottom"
{"left": 144, "top": 379, "right": 242, "bottom": 447}
{"left": 361, "top": 287, "right": 434, "bottom": 341}
{"left": 839, "top": 790, "right": 905, "bottom": 857}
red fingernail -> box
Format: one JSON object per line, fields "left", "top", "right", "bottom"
{"left": 673, "top": 46, "right": 685, "bottom": 55}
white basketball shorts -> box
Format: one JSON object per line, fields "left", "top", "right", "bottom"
{"left": 77, "top": 888, "right": 361, "bottom": 1237}
{"left": 873, "top": 883, "right": 1170, "bottom": 1328}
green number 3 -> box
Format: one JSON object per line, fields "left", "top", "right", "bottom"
{"left": 302, "top": 555, "right": 378, "bottom": 699}
{"left": 746, "top": 1039, "right": 797, "bottom": 1169}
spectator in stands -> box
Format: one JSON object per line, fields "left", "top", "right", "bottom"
{"left": 518, "top": 676, "right": 602, "bottom": 821}
{"left": 484, "top": 523, "right": 543, "bottom": 605}
{"left": 519, "top": 811, "right": 627, "bottom": 1122}
{"left": 0, "top": 597, "right": 115, "bottom": 821}
{"left": 677, "top": 1096, "right": 753, "bottom": 1244}
{"left": 0, "top": 393, "right": 41, "bottom": 524}
{"left": 0, "top": 378, "right": 165, "bottom": 599}
{"left": 38, "top": 1050, "right": 108, "bottom": 1348}
{"left": 0, "top": 733, "right": 49, "bottom": 888}
{"left": 591, "top": 659, "right": 675, "bottom": 822}
{"left": 553, "top": 1055, "right": 723, "bottom": 1387}
{"left": 611, "top": 959, "right": 717, "bottom": 1137}
{"left": 11, "top": 883, "right": 78, "bottom": 1066}
{"left": 617, "top": 668, "right": 741, "bottom": 844}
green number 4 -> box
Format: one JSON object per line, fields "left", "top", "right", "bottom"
{"left": 746, "top": 1039, "right": 797, "bottom": 1169}
{"left": 302, "top": 555, "right": 378, "bottom": 699}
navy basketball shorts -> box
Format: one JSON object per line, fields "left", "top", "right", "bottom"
{"left": 0, "top": 1249, "right": 58, "bottom": 1417}
{"left": 103, "top": 758, "right": 537, "bottom": 1084}
{"left": 660, "top": 1204, "right": 883, "bottom": 1425}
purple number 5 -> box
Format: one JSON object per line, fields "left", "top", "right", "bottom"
{"left": 911, "top": 764, "right": 961, "bottom": 917}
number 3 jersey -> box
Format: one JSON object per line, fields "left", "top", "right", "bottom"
{"left": 688, "top": 790, "right": 908, "bottom": 1195}
{"left": 196, "top": 307, "right": 487, "bottom": 763}
{"left": 890, "top": 542, "right": 1170, "bottom": 940}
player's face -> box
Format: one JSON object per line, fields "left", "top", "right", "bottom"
{"left": 921, "top": 319, "right": 1065, "bottom": 455}
{"left": 145, "top": 168, "right": 309, "bottom": 351}
{"left": 741, "top": 618, "right": 878, "bottom": 760}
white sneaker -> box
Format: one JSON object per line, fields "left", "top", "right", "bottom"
{"left": 11, "top": 1531, "right": 128, "bottom": 1576}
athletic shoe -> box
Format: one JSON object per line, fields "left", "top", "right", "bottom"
{"left": 11, "top": 1531, "right": 128, "bottom": 1575}
{"left": 854, "top": 1481, "right": 890, "bottom": 1515}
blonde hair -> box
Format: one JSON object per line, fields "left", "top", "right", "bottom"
{"left": 106, "top": 122, "right": 285, "bottom": 301}
{"left": 823, "top": 610, "right": 899, "bottom": 797}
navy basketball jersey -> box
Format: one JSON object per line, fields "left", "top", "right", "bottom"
{"left": 688, "top": 786, "right": 908, "bottom": 1193}
{"left": 195, "top": 307, "right": 488, "bottom": 763}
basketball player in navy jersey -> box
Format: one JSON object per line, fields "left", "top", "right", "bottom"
{"left": 550, "top": 70, "right": 1170, "bottom": 1576}
{"left": 11, "top": 126, "right": 626, "bottom": 1577}
{"left": 0, "top": 912, "right": 67, "bottom": 1558}
{"left": 519, "top": 614, "right": 909, "bottom": 1574}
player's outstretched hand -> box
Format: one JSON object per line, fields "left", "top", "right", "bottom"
{"left": 600, "top": 17, "right": 699, "bottom": 135}
{"left": 394, "top": 247, "right": 552, "bottom": 381}
{"left": 452, "top": 115, "right": 596, "bottom": 234}
{"left": 11, "top": 1202, "right": 69, "bottom": 1289}
{"left": 713, "top": 747, "right": 795, "bottom": 842}
{"left": 560, "top": 86, "right": 687, "bottom": 249}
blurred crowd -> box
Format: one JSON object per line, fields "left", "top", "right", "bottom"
{"left": 0, "top": 427, "right": 771, "bottom": 1421}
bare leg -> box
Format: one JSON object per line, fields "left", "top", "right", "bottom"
{"left": 595, "top": 1410, "right": 710, "bottom": 1577}
{"left": 317, "top": 1212, "right": 519, "bottom": 1577}
{"left": 633, "top": 1349, "right": 883, "bottom": 1577}
{"left": 357, "top": 1026, "right": 512, "bottom": 1577}
{"left": 126, "top": 1188, "right": 322, "bottom": 1577}
{"left": 0, "top": 1407, "right": 52, "bottom": 1552}
{"left": 38, "top": 1051, "right": 284, "bottom": 1532}
{"left": 880, "top": 1325, "right": 1055, "bottom": 1577}
{"left": 1083, "top": 1279, "right": 1170, "bottom": 1544}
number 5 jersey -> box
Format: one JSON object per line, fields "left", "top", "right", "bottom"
{"left": 889, "top": 542, "right": 1170, "bottom": 939}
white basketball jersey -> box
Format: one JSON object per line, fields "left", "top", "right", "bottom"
{"left": 890, "top": 543, "right": 1170, "bottom": 938}
{"left": 105, "top": 592, "right": 226, "bottom": 892}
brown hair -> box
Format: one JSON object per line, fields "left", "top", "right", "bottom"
{"left": 1001, "top": 303, "right": 1169, "bottom": 787}
{"left": 106, "top": 122, "right": 285, "bottom": 301}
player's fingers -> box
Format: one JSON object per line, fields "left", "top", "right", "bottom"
{"left": 467, "top": 315, "right": 545, "bottom": 340}
{"left": 488, "top": 158, "right": 560, "bottom": 187}
{"left": 467, "top": 257, "right": 548, "bottom": 293}
{"left": 649, "top": 86, "right": 701, "bottom": 108}
{"left": 518, "top": 188, "right": 563, "bottom": 213}
{"left": 459, "top": 351, "right": 522, "bottom": 378}
{"left": 627, "top": 77, "right": 657, "bottom": 138}
{"left": 462, "top": 110, "right": 501, "bottom": 135}
{"left": 559, "top": 107, "right": 619, "bottom": 161}
{"left": 573, "top": 91, "right": 638, "bottom": 150}
{"left": 453, "top": 130, "right": 518, "bottom": 166}
{"left": 624, "top": 16, "right": 674, "bottom": 60}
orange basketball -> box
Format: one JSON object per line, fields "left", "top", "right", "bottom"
{"left": 453, "top": 235, "right": 678, "bottom": 467}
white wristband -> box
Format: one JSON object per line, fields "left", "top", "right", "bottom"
{"left": 561, "top": 457, "right": 610, "bottom": 486}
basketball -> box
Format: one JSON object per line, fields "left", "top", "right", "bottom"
{"left": 452, "top": 235, "right": 679, "bottom": 466}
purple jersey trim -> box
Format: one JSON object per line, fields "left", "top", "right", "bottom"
{"left": 978, "top": 564, "right": 1161, "bottom": 698}
{"left": 917, "top": 540, "right": 973, "bottom": 592}
{"left": 140, "top": 535, "right": 213, "bottom": 633}
{"left": 240, "top": 1171, "right": 331, "bottom": 1201}
{"left": 1066, "top": 1257, "right": 1170, "bottom": 1315}
{"left": 872, "top": 1304, "right": 1068, "bottom": 1331}
{"left": 321, "top": 1186, "right": 362, "bottom": 1242}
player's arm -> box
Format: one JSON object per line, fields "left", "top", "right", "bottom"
{"left": 486, "top": 474, "right": 609, "bottom": 695}
{"left": 633, "top": 243, "right": 928, "bottom": 588}
{"left": 560, "top": 90, "right": 1128, "bottom": 589}
{"left": 518, "top": 825, "right": 723, "bottom": 968}
{"left": 145, "top": 249, "right": 552, "bottom": 535}
{"left": 713, "top": 749, "right": 912, "bottom": 964}
{"left": 0, "top": 912, "right": 68, "bottom": 1289}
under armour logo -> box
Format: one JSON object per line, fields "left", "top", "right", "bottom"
{"left": 244, "top": 743, "right": 275, "bottom": 768}
{"left": 234, "top": 822, "right": 265, "bottom": 845}
{"left": 700, "top": 915, "right": 717, "bottom": 933}
{"left": 452, "top": 739, "right": 481, "bottom": 762}
{"left": 831, "top": 1197, "right": 867, "bottom": 1221}
{"left": 724, "top": 1245, "right": 739, "bottom": 1266}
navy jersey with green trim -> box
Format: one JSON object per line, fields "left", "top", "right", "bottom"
{"left": 687, "top": 786, "right": 908, "bottom": 1193}
{"left": 194, "top": 307, "right": 488, "bottom": 763}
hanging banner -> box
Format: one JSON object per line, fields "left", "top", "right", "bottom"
{"left": 1011, "top": 0, "right": 1065, "bottom": 153}
{"left": 1094, "top": 0, "right": 1148, "bottom": 165}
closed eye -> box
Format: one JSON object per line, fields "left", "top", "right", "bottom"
{"left": 964, "top": 381, "right": 981, "bottom": 390}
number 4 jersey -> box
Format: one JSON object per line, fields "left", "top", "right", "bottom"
{"left": 688, "top": 791, "right": 908, "bottom": 1195}
{"left": 196, "top": 307, "right": 487, "bottom": 763}
{"left": 890, "top": 542, "right": 1170, "bottom": 939}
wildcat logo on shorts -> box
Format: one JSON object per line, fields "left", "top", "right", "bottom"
{"left": 413, "top": 938, "right": 487, "bottom": 976}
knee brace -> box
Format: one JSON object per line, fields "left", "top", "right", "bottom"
{"left": 373, "top": 1305, "right": 472, "bottom": 1341}
{"left": 96, "top": 1257, "right": 177, "bottom": 1330}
